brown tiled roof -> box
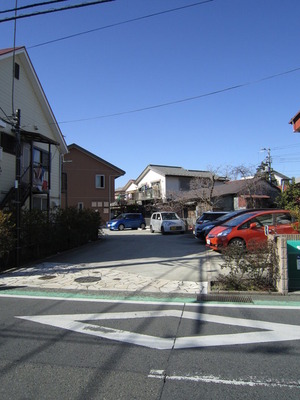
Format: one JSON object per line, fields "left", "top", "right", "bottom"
{"left": 0, "top": 47, "right": 23, "bottom": 56}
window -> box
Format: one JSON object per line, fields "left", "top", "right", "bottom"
{"left": 78, "top": 202, "right": 84, "bottom": 210}
{"left": 95, "top": 174, "right": 105, "bottom": 189}
{"left": 276, "top": 213, "right": 292, "bottom": 225}
{"left": 14, "top": 62, "right": 20, "bottom": 80}
{"left": 1, "top": 133, "right": 16, "bottom": 155}
{"left": 33, "top": 196, "right": 47, "bottom": 210}
{"left": 255, "top": 214, "right": 274, "bottom": 226}
{"left": 33, "top": 148, "right": 49, "bottom": 168}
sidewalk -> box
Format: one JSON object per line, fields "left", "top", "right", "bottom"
{"left": 0, "top": 260, "right": 206, "bottom": 297}
{"left": 1, "top": 260, "right": 300, "bottom": 304}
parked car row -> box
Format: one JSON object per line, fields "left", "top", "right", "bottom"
{"left": 194, "top": 209, "right": 298, "bottom": 251}
{"left": 106, "top": 211, "right": 186, "bottom": 234}
{"left": 106, "top": 209, "right": 298, "bottom": 247}
{"left": 106, "top": 213, "right": 146, "bottom": 231}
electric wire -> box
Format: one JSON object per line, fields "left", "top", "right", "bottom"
{"left": 0, "top": 0, "right": 114, "bottom": 23}
{"left": 0, "top": 0, "right": 68, "bottom": 15}
{"left": 27, "top": 0, "right": 214, "bottom": 49}
{"left": 57, "top": 66, "right": 300, "bottom": 124}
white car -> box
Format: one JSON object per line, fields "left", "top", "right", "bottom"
{"left": 150, "top": 212, "right": 186, "bottom": 234}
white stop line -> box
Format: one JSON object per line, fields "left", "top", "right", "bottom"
{"left": 148, "top": 370, "right": 300, "bottom": 389}
{"left": 17, "top": 309, "right": 300, "bottom": 350}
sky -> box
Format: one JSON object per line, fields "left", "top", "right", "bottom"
{"left": 1, "top": 0, "right": 300, "bottom": 188}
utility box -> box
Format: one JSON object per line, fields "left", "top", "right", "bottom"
{"left": 287, "top": 240, "right": 300, "bottom": 291}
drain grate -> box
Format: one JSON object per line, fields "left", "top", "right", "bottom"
{"left": 39, "top": 275, "right": 56, "bottom": 280}
{"left": 197, "top": 294, "right": 253, "bottom": 303}
{"left": 74, "top": 276, "right": 102, "bottom": 283}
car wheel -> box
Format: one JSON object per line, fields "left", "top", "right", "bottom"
{"left": 140, "top": 223, "right": 146, "bottom": 230}
{"left": 161, "top": 226, "right": 165, "bottom": 235}
{"left": 229, "top": 238, "right": 245, "bottom": 249}
{"left": 118, "top": 224, "right": 125, "bottom": 231}
{"left": 150, "top": 225, "right": 154, "bottom": 233}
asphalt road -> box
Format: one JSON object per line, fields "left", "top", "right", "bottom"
{"left": 1, "top": 229, "right": 300, "bottom": 399}
{"left": 0, "top": 295, "right": 300, "bottom": 400}
{"left": 44, "top": 228, "right": 224, "bottom": 283}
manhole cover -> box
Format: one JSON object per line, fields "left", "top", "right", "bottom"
{"left": 39, "top": 275, "right": 56, "bottom": 280}
{"left": 74, "top": 276, "right": 102, "bottom": 283}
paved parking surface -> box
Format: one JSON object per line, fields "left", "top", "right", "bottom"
{"left": 0, "top": 229, "right": 223, "bottom": 296}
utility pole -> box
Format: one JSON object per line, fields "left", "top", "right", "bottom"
{"left": 261, "top": 147, "right": 272, "bottom": 183}
{"left": 14, "top": 108, "right": 21, "bottom": 267}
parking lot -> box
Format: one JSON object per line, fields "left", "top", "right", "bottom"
{"left": 98, "top": 228, "right": 223, "bottom": 284}
{"left": 0, "top": 228, "right": 224, "bottom": 296}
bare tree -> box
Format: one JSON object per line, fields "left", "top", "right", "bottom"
{"left": 225, "top": 165, "right": 274, "bottom": 208}
{"left": 164, "top": 167, "right": 227, "bottom": 216}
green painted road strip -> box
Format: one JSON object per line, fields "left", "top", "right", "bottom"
{"left": 1, "top": 288, "right": 300, "bottom": 308}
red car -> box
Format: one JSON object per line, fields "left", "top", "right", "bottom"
{"left": 206, "top": 209, "right": 298, "bottom": 250}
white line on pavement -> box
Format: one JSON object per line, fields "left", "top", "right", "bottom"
{"left": 148, "top": 370, "right": 300, "bottom": 389}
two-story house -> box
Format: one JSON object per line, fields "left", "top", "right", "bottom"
{"left": 134, "top": 164, "right": 226, "bottom": 204}
{"left": 0, "top": 47, "right": 68, "bottom": 211}
{"left": 62, "top": 143, "right": 125, "bottom": 223}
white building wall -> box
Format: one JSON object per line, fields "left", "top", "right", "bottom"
{"left": 126, "top": 182, "right": 137, "bottom": 192}
{"left": 138, "top": 170, "right": 166, "bottom": 198}
{"left": 0, "top": 51, "right": 64, "bottom": 207}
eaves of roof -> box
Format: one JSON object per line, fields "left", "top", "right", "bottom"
{"left": 0, "top": 46, "right": 68, "bottom": 154}
{"left": 67, "top": 143, "right": 125, "bottom": 176}
{"left": 135, "top": 164, "right": 214, "bottom": 183}
{"left": 289, "top": 110, "right": 300, "bottom": 124}
{"left": 213, "top": 178, "right": 280, "bottom": 197}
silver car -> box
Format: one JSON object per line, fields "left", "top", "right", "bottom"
{"left": 150, "top": 212, "right": 186, "bottom": 234}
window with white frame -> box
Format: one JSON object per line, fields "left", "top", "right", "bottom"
{"left": 95, "top": 174, "right": 105, "bottom": 189}
{"left": 33, "top": 196, "right": 48, "bottom": 210}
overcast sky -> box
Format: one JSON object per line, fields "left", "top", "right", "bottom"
{"left": 1, "top": 0, "right": 300, "bottom": 188}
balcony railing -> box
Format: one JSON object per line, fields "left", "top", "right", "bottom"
{"left": 134, "top": 188, "right": 161, "bottom": 201}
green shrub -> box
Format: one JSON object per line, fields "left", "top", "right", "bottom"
{"left": 1, "top": 207, "right": 102, "bottom": 268}
{"left": 0, "top": 211, "right": 15, "bottom": 260}
{"left": 216, "top": 240, "right": 279, "bottom": 291}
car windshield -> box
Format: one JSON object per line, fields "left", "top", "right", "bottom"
{"left": 216, "top": 211, "right": 241, "bottom": 222}
{"left": 114, "top": 214, "right": 126, "bottom": 220}
{"left": 197, "top": 213, "right": 224, "bottom": 223}
{"left": 162, "top": 213, "right": 179, "bottom": 220}
{"left": 223, "top": 212, "right": 258, "bottom": 227}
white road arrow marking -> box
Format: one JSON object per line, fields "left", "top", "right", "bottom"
{"left": 17, "top": 310, "right": 300, "bottom": 350}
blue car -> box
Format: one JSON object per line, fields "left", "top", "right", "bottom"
{"left": 107, "top": 213, "right": 146, "bottom": 231}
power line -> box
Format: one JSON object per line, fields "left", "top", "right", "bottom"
{"left": 272, "top": 143, "right": 300, "bottom": 151}
{"left": 28, "top": 0, "right": 214, "bottom": 49}
{"left": 0, "top": 0, "right": 68, "bottom": 15}
{"left": 57, "top": 66, "right": 300, "bottom": 124}
{"left": 0, "top": 0, "right": 114, "bottom": 23}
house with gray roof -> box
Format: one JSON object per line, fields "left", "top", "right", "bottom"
{"left": 134, "top": 164, "right": 226, "bottom": 204}
{"left": 213, "top": 177, "right": 281, "bottom": 210}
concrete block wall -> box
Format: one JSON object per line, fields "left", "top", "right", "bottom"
{"left": 274, "top": 234, "right": 300, "bottom": 294}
